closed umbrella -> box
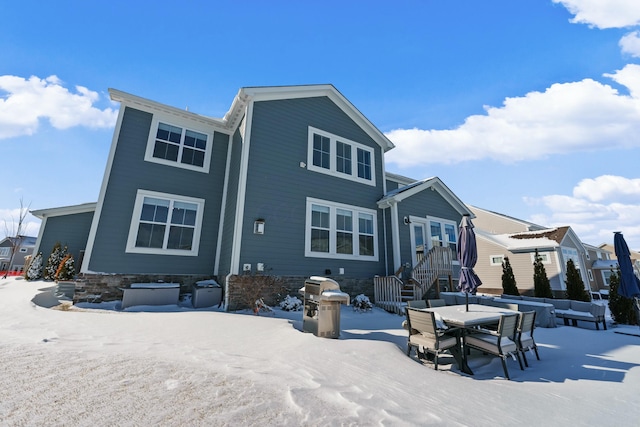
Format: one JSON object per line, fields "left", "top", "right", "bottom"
{"left": 613, "top": 232, "right": 640, "bottom": 327}
{"left": 457, "top": 215, "right": 482, "bottom": 311}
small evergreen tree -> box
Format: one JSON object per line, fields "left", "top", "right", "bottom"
{"left": 608, "top": 269, "right": 638, "bottom": 325}
{"left": 564, "top": 259, "right": 591, "bottom": 301}
{"left": 44, "top": 242, "right": 66, "bottom": 281}
{"left": 501, "top": 256, "right": 520, "bottom": 295}
{"left": 55, "top": 254, "right": 75, "bottom": 281}
{"left": 25, "top": 252, "right": 43, "bottom": 281}
{"left": 533, "top": 249, "right": 553, "bottom": 298}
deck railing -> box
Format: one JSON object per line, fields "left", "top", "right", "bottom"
{"left": 373, "top": 246, "right": 453, "bottom": 314}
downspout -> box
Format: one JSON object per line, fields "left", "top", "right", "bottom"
{"left": 390, "top": 202, "right": 401, "bottom": 273}
{"left": 382, "top": 208, "right": 388, "bottom": 276}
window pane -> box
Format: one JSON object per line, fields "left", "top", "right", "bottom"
{"left": 336, "top": 209, "right": 352, "bottom": 231}
{"left": 311, "top": 205, "right": 330, "bottom": 228}
{"left": 157, "top": 123, "right": 182, "bottom": 144}
{"left": 171, "top": 202, "right": 198, "bottom": 225}
{"left": 153, "top": 141, "right": 179, "bottom": 162}
{"left": 313, "top": 134, "right": 330, "bottom": 169}
{"left": 359, "top": 213, "right": 373, "bottom": 235}
{"left": 311, "top": 229, "right": 329, "bottom": 252}
{"left": 359, "top": 235, "right": 374, "bottom": 256}
{"left": 336, "top": 141, "right": 352, "bottom": 175}
{"left": 141, "top": 198, "right": 169, "bottom": 222}
{"left": 430, "top": 221, "right": 442, "bottom": 246}
{"left": 357, "top": 148, "right": 371, "bottom": 180}
{"left": 167, "top": 226, "right": 194, "bottom": 250}
{"left": 184, "top": 130, "right": 207, "bottom": 150}
{"left": 337, "top": 232, "right": 353, "bottom": 254}
{"left": 181, "top": 147, "right": 205, "bottom": 167}
{"left": 136, "top": 223, "right": 165, "bottom": 248}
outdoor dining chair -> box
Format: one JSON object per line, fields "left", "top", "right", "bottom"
{"left": 517, "top": 310, "right": 540, "bottom": 367}
{"left": 465, "top": 313, "right": 524, "bottom": 380}
{"left": 427, "top": 299, "right": 446, "bottom": 308}
{"left": 405, "top": 307, "right": 460, "bottom": 371}
{"left": 407, "top": 300, "right": 428, "bottom": 309}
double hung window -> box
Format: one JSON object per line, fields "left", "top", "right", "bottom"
{"left": 307, "top": 127, "right": 375, "bottom": 186}
{"left": 145, "top": 117, "right": 213, "bottom": 172}
{"left": 306, "top": 198, "right": 377, "bottom": 260}
{"left": 126, "top": 190, "right": 204, "bottom": 256}
{"left": 428, "top": 218, "right": 458, "bottom": 260}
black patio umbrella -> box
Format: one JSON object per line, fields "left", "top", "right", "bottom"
{"left": 613, "top": 232, "right": 640, "bottom": 326}
{"left": 457, "top": 215, "right": 482, "bottom": 312}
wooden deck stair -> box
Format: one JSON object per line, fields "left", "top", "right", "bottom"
{"left": 373, "top": 246, "right": 454, "bottom": 314}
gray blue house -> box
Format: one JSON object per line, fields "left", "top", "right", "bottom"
{"left": 31, "top": 85, "right": 471, "bottom": 308}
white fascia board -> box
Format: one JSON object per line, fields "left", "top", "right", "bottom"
{"left": 30, "top": 202, "right": 97, "bottom": 219}
{"left": 240, "top": 85, "right": 395, "bottom": 153}
{"left": 109, "top": 88, "right": 231, "bottom": 133}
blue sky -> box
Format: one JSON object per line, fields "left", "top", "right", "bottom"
{"left": 2, "top": 0, "right": 640, "bottom": 250}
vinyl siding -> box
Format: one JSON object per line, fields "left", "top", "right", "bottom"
{"left": 37, "top": 211, "right": 94, "bottom": 266}
{"left": 88, "top": 106, "right": 229, "bottom": 274}
{"left": 238, "top": 97, "right": 387, "bottom": 278}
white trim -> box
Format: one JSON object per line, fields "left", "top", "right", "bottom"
{"left": 125, "top": 189, "right": 204, "bottom": 256}
{"left": 81, "top": 104, "right": 126, "bottom": 273}
{"left": 214, "top": 128, "right": 237, "bottom": 276}
{"left": 229, "top": 101, "right": 255, "bottom": 274}
{"left": 390, "top": 203, "right": 401, "bottom": 272}
{"left": 306, "top": 126, "right": 376, "bottom": 187}
{"left": 144, "top": 115, "right": 214, "bottom": 173}
{"left": 305, "top": 197, "right": 379, "bottom": 261}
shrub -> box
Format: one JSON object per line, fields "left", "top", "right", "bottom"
{"left": 533, "top": 249, "right": 553, "bottom": 298}
{"left": 231, "top": 272, "right": 286, "bottom": 311}
{"left": 279, "top": 295, "right": 303, "bottom": 311}
{"left": 608, "top": 269, "right": 638, "bottom": 325}
{"left": 44, "top": 242, "right": 67, "bottom": 281}
{"left": 501, "top": 256, "right": 519, "bottom": 296}
{"left": 564, "top": 259, "right": 590, "bottom": 301}
{"left": 25, "top": 252, "right": 43, "bottom": 281}
{"left": 352, "top": 294, "right": 373, "bottom": 312}
{"left": 55, "top": 254, "right": 75, "bottom": 281}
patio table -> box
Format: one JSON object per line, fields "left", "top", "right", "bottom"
{"left": 427, "top": 304, "right": 520, "bottom": 375}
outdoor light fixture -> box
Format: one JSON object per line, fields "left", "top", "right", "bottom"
{"left": 403, "top": 216, "right": 411, "bottom": 225}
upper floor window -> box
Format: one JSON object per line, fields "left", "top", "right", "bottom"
{"left": 145, "top": 117, "right": 213, "bottom": 173}
{"left": 0, "top": 247, "right": 9, "bottom": 257}
{"left": 126, "top": 189, "right": 204, "bottom": 256}
{"left": 531, "top": 252, "right": 551, "bottom": 264}
{"left": 305, "top": 197, "right": 378, "bottom": 261}
{"left": 307, "top": 127, "right": 376, "bottom": 186}
{"left": 490, "top": 255, "right": 504, "bottom": 266}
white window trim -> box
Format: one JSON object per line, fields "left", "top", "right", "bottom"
{"left": 307, "top": 126, "right": 376, "bottom": 187}
{"left": 490, "top": 255, "right": 504, "bottom": 266}
{"left": 144, "top": 115, "right": 214, "bottom": 173}
{"left": 305, "top": 197, "right": 378, "bottom": 261}
{"left": 425, "top": 216, "right": 459, "bottom": 265}
{"left": 531, "top": 252, "right": 552, "bottom": 264}
{"left": 126, "top": 189, "right": 205, "bottom": 256}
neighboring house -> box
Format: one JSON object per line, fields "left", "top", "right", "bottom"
{"left": 0, "top": 235, "right": 36, "bottom": 275}
{"left": 583, "top": 243, "right": 615, "bottom": 294}
{"left": 469, "top": 206, "right": 593, "bottom": 297}
{"left": 598, "top": 242, "right": 640, "bottom": 292}
{"left": 31, "top": 85, "right": 470, "bottom": 307}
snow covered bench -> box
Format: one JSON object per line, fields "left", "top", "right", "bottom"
{"left": 550, "top": 299, "right": 607, "bottom": 330}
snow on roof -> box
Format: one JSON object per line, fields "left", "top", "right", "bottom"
{"left": 476, "top": 228, "right": 561, "bottom": 251}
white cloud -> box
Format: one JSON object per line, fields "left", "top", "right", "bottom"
{"left": 525, "top": 175, "right": 640, "bottom": 249}
{"left": 620, "top": 31, "right": 640, "bottom": 57}
{"left": 573, "top": 175, "right": 640, "bottom": 203}
{"left": 553, "top": 0, "right": 640, "bottom": 29}
{"left": 385, "top": 64, "right": 640, "bottom": 167}
{"left": 1, "top": 208, "right": 40, "bottom": 238}
{"left": 0, "top": 75, "right": 118, "bottom": 140}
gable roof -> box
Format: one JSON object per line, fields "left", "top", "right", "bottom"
{"left": 232, "top": 85, "right": 395, "bottom": 152}
{"left": 468, "top": 205, "right": 546, "bottom": 232}
{"left": 377, "top": 176, "right": 472, "bottom": 216}
{"left": 110, "top": 85, "right": 395, "bottom": 153}
{"left": 476, "top": 226, "right": 584, "bottom": 253}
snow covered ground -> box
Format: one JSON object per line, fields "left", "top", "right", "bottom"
{"left": 1, "top": 276, "right": 640, "bottom": 426}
